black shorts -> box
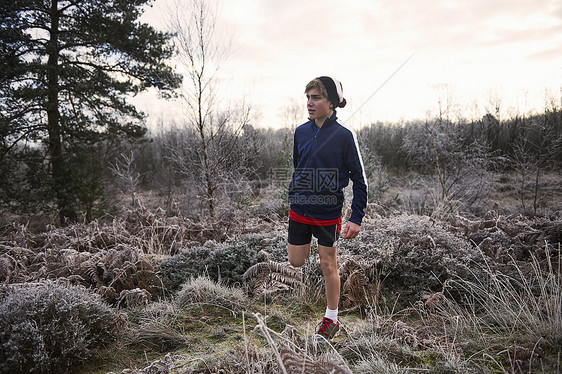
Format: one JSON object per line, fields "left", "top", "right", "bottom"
{"left": 288, "top": 218, "right": 340, "bottom": 247}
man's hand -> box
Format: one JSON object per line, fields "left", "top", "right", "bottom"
{"left": 342, "top": 221, "right": 360, "bottom": 239}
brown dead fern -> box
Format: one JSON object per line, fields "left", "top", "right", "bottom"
{"left": 117, "top": 287, "right": 151, "bottom": 308}
{"left": 243, "top": 254, "right": 304, "bottom": 300}
{"left": 0, "top": 255, "right": 14, "bottom": 284}
{"left": 0, "top": 242, "right": 161, "bottom": 304}
{"left": 280, "top": 347, "right": 352, "bottom": 374}
{"left": 253, "top": 313, "right": 352, "bottom": 374}
{"left": 423, "top": 291, "right": 445, "bottom": 313}
{"left": 339, "top": 258, "right": 373, "bottom": 311}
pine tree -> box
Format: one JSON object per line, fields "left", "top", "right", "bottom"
{"left": 0, "top": 0, "right": 181, "bottom": 223}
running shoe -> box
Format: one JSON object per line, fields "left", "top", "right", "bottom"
{"left": 315, "top": 317, "right": 340, "bottom": 340}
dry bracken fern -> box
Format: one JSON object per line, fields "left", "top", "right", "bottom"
{"left": 280, "top": 347, "right": 352, "bottom": 374}
{"left": 253, "top": 313, "right": 352, "bottom": 374}
{"left": 423, "top": 291, "right": 445, "bottom": 313}
{"left": 339, "top": 258, "right": 373, "bottom": 310}
{"left": 243, "top": 260, "right": 304, "bottom": 300}
{"left": 0, "top": 238, "right": 161, "bottom": 304}
{"left": 117, "top": 287, "right": 151, "bottom": 308}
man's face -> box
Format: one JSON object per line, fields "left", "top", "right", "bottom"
{"left": 306, "top": 88, "right": 333, "bottom": 123}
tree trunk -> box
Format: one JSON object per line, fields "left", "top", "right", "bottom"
{"left": 47, "top": 0, "right": 76, "bottom": 225}
{"left": 197, "top": 102, "right": 215, "bottom": 219}
{"left": 195, "top": 67, "right": 215, "bottom": 219}
{"left": 533, "top": 166, "right": 540, "bottom": 216}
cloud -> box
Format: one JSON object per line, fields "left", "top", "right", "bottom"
{"left": 527, "top": 44, "right": 562, "bottom": 61}
{"left": 145, "top": 0, "right": 562, "bottom": 128}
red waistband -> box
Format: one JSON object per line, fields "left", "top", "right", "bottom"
{"left": 289, "top": 209, "right": 342, "bottom": 226}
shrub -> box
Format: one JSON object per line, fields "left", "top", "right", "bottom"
{"left": 0, "top": 280, "right": 116, "bottom": 374}
{"left": 340, "top": 214, "right": 481, "bottom": 303}
{"left": 177, "top": 275, "right": 250, "bottom": 312}
{"left": 159, "top": 232, "right": 287, "bottom": 291}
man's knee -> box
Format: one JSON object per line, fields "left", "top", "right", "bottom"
{"left": 289, "top": 256, "right": 306, "bottom": 268}
{"left": 318, "top": 246, "right": 338, "bottom": 274}
{"left": 287, "top": 244, "right": 310, "bottom": 268}
{"left": 319, "top": 257, "right": 337, "bottom": 274}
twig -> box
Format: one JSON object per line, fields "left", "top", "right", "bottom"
{"left": 253, "top": 313, "right": 289, "bottom": 374}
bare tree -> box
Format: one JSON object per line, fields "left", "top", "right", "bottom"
{"left": 164, "top": 0, "right": 257, "bottom": 218}
{"left": 512, "top": 114, "right": 557, "bottom": 216}
{"left": 429, "top": 125, "right": 455, "bottom": 213}
{"left": 433, "top": 83, "right": 463, "bottom": 124}
{"left": 275, "top": 97, "right": 304, "bottom": 171}
{"left": 279, "top": 97, "right": 304, "bottom": 131}
{"left": 402, "top": 119, "right": 494, "bottom": 214}
{"left": 110, "top": 151, "right": 141, "bottom": 207}
{"left": 485, "top": 89, "right": 503, "bottom": 124}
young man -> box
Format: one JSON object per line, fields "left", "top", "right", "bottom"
{"left": 287, "top": 76, "right": 368, "bottom": 340}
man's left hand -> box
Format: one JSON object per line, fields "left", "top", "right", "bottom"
{"left": 342, "top": 221, "right": 360, "bottom": 239}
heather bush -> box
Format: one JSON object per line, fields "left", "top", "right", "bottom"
{"left": 340, "top": 214, "right": 481, "bottom": 302}
{"left": 159, "top": 232, "right": 287, "bottom": 291}
{"left": 0, "top": 280, "right": 116, "bottom": 374}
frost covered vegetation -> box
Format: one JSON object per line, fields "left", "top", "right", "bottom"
{"left": 3, "top": 0, "right": 562, "bottom": 371}
{"left": 1, "top": 201, "right": 561, "bottom": 373}
{"left": 1, "top": 110, "right": 561, "bottom": 373}
{"left": 1, "top": 108, "right": 562, "bottom": 373}
{"left": 2, "top": 56, "right": 562, "bottom": 373}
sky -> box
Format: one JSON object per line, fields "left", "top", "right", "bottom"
{"left": 137, "top": 0, "right": 562, "bottom": 130}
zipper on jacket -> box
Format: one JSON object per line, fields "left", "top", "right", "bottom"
{"left": 304, "top": 123, "right": 321, "bottom": 217}
{"left": 312, "top": 125, "right": 319, "bottom": 156}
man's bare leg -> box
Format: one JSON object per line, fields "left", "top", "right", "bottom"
{"left": 288, "top": 243, "right": 311, "bottom": 268}
{"left": 318, "top": 244, "right": 340, "bottom": 310}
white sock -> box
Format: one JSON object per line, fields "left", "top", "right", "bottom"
{"left": 324, "top": 307, "right": 338, "bottom": 322}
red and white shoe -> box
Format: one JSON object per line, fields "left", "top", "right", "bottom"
{"left": 315, "top": 317, "right": 340, "bottom": 340}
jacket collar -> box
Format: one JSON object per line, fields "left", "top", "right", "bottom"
{"left": 309, "top": 110, "right": 338, "bottom": 130}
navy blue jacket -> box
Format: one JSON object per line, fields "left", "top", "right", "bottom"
{"left": 288, "top": 112, "right": 368, "bottom": 225}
